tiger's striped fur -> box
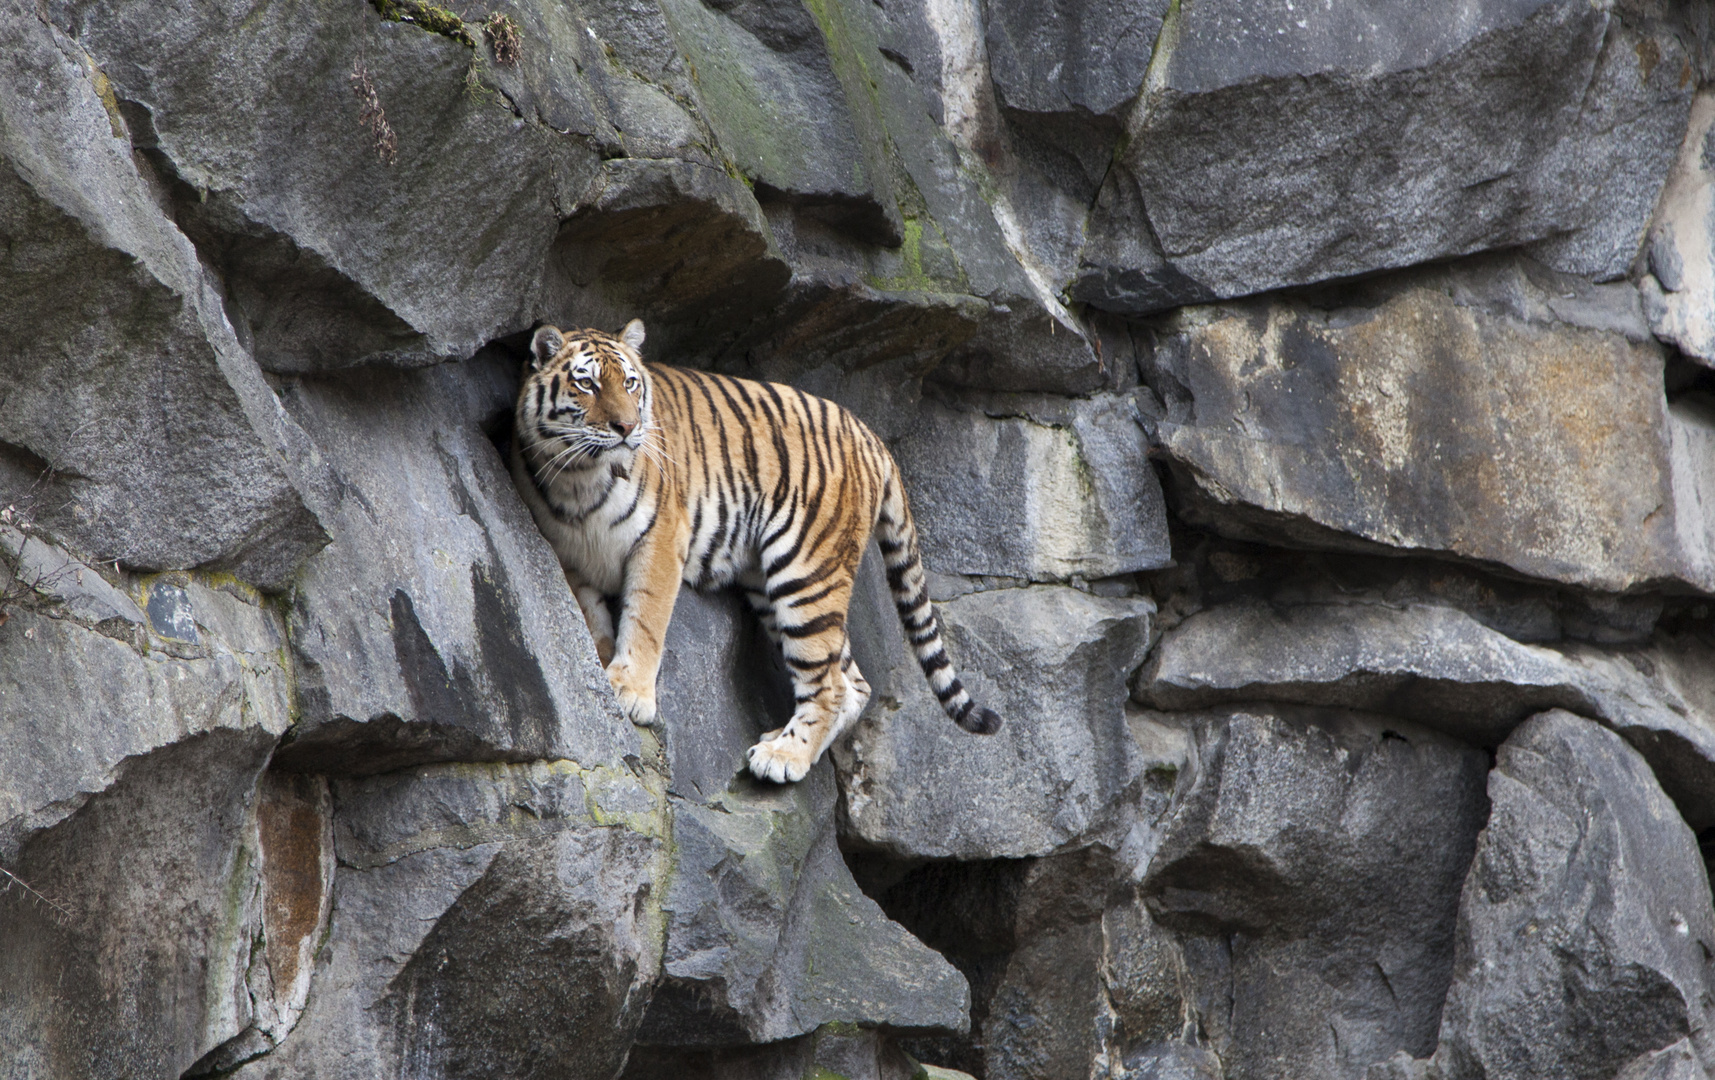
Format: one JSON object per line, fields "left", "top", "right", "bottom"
{"left": 509, "top": 320, "right": 1001, "bottom": 783}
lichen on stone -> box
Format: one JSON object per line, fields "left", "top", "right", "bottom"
{"left": 369, "top": 0, "right": 475, "bottom": 48}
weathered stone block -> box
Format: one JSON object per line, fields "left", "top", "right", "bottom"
{"left": 1078, "top": 0, "right": 1696, "bottom": 310}
{"left": 1405, "top": 711, "right": 1715, "bottom": 1080}
{"left": 1, "top": 4, "right": 330, "bottom": 586}
{"left": 1150, "top": 259, "right": 1712, "bottom": 594}
{"left": 837, "top": 578, "right": 1155, "bottom": 859}
{"left": 274, "top": 354, "right": 631, "bottom": 774}
{"left": 1139, "top": 706, "right": 1491, "bottom": 1080}
{"left": 893, "top": 390, "right": 1169, "bottom": 582}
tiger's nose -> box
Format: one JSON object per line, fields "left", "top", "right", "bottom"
{"left": 611, "top": 419, "right": 636, "bottom": 438}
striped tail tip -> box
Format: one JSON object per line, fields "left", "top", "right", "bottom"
{"left": 957, "top": 704, "right": 1002, "bottom": 735}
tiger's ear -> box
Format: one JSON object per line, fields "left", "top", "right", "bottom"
{"left": 620, "top": 318, "right": 646, "bottom": 350}
{"left": 531, "top": 325, "right": 564, "bottom": 369}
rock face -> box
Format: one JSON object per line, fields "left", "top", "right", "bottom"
{"left": 4, "top": 0, "right": 1715, "bottom": 1077}
{"left": 1396, "top": 711, "right": 1715, "bottom": 1080}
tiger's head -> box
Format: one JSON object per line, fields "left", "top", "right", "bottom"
{"left": 517, "top": 319, "right": 652, "bottom": 470}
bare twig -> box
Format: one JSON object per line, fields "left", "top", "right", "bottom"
{"left": 0, "top": 865, "right": 73, "bottom": 922}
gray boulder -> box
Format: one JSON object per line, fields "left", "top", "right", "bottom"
{"left": 274, "top": 351, "right": 633, "bottom": 775}
{"left": 224, "top": 760, "right": 667, "bottom": 1080}
{"left": 1147, "top": 257, "right": 1714, "bottom": 594}
{"left": 891, "top": 389, "right": 1169, "bottom": 582}
{"left": 836, "top": 577, "right": 1155, "bottom": 859}
{"left": 47, "top": 0, "right": 596, "bottom": 370}
{"left": 1, "top": 2, "right": 331, "bottom": 587}
{"left": 641, "top": 587, "right": 970, "bottom": 1048}
{"left": 0, "top": 572, "right": 291, "bottom": 863}
{"left": 1137, "top": 598, "right": 1715, "bottom": 828}
{"left": 1078, "top": 0, "right": 1695, "bottom": 310}
{"left": 0, "top": 728, "right": 278, "bottom": 1080}
{"left": 1138, "top": 706, "right": 1491, "bottom": 1080}
{"left": 1406, "top": 711, "right": 1715, "bottom": 1080}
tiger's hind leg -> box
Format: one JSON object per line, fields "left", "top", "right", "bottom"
{"left": 745, "top": 569, "right": 859, "bottom": 784}
{"left": 832, "top": 638, "right": 871, "bottom": 739}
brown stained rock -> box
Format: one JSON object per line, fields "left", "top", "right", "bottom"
{"left": 256, "top": 772, "right": 333, "bottom": 1026}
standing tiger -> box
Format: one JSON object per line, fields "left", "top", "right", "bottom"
{"left": 509, "top": 319, "right": 1001, "bottom": 784}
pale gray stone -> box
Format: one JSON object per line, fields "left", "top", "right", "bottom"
{"left": 1149, "top": 259, "right": 1713, "bottom": 594}
{"left": 837, "top": 579, "right": 1155, "bottom": 859}
{"left": 0, "top": 2, "right": 331, "bottom": 586}
{"left": 892, "top": 390, "right": 1169, "bottom": 582}
{"left": 224, "top": 760, "right": 666, "bottom": 1080}
{"left": 274, "top": 352, "right": 632, "bottom": 775}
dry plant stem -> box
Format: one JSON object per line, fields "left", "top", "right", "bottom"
{"left": 349, "top": 58, "right": 398, "bottom": 165}
{"left": 0, "top": 865, "right": 73, "bottom": 922}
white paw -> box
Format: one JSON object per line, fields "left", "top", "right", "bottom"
{"left": 746, "top": 734, "right": 811, "bottom": 784}
{"left": 606, "top": 661, "right": 658, "bottom": 727}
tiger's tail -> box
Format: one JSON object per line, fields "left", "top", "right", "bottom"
{"left": 874, "top": 467, "right": 1002, "bottom": 735}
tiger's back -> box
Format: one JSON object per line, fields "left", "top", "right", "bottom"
{"left": 511, "top": 321, "right": 1000, "bottom": 784}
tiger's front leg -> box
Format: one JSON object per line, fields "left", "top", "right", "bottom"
{"left": 746, "top": 576, "right": 857, "bottom": 784}
{"left": 605, "top": 522, "right": 687, "bottom": 727}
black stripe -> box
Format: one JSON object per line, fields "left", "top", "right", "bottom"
{"left": 768, "top": 560, "right": 841, "bottom": 601}
{"left": 885, "top": 555, "right": 919, "bottom": 591}
{"left": 921, "top": 650, "right": 951, "bottom": 675}
{"left": 785, "top": 652, "right": 839, "bottom": 672}
{"left": 764, "top": 517, "right": 808, "bottom": 577}
{"left": 783, "top": 581, "right": 843, "bottom": 610}
{"left": 935, "top": 678, "right": 965, "bottom": 704}
{"left": 780, "top": 612, "right": 844, "bottom": 638}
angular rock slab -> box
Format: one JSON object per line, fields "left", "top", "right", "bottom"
{"left": 47, "top": 0, "right": 594, "bottom": 370}
{"left": 642, "top": 587, "right": 970, "bottom": 1047}
{"left": 274, "top": 353, "right": 632, "bottom": 774}
{"left": 1643, "top": 90, "right": 1715, "bottom": 367}
{"left": 224, "top": 760, "right": 667, "bottom": 1080}
{"left": 1150, "top": 262, "right": 1714, "bottom": 594}
{"left": 0, "top": 728, "right": 278, "bottom": 1080}
{"left": 1077, "top": 0, "right": 1695, "bottom": 310}
{"left": 1411, "top": 711, "right": 1715, "bottom": 1080}
{"left": 1139, "top": 706, "right": 1491, "bottom": 1080}
{"left": 1136, "top": 599, "right": 1715, "bottom": 829}
{"left": 836, "top": 579, "right": 1155, "bottom": 859}
{"left": 892, "top": 390, "right": 1170, "bottom": 582}
{"left": 0, "top": 573, "right": 291, "bottom": 862}
{"left": 0, "top": 2, "right": 330, "bottom": 586}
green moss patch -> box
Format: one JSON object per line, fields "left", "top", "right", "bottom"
{"left": 370, "top": 0, "right": 475, "bottom": 47}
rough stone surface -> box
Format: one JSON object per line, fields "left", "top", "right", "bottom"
{"left": 1404, "top": 711, "right": 1715, "bottom": 1080}
{"left": 1644, "top": 90, "right": 1715, "bottom": 367}
{"left": 641, "top": 588, "right": 970, "bottom": 1048}
{"left": 1137, "top": 599, "right": 1715, "bottom": 828}
{"left": 837, "top": 578, "right": 1155, "bottom": 859}
{"left": 1078, "top": 0, "right": 1696, "bottom": 310}
{"left": 0, "top": 1, "right": 330, "bottom": 587}
{"left": 8, "top": 0, "right": 1715, "bottom": 1076}
{"left": 273, "top": 352, "right": 632, "bottom": 775}
{"left": 0, "top": 573, "right": 290, "bottom": 863}
{"left": 1138, "top": 706, "right": 1491, "bottom": 1080}
{"left": 1148, "top": 257, "right": 1713, "bottom": 594}
{"left": 0, "top": 728, "right": 277, "bottom": 1080}
{"left": 892, "top": 389, "right": 1170, "bottom": 581}
{"left": 225, "top": 760, "right": 666, "bottom": 1080}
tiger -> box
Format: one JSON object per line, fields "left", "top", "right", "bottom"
{"left": 508, "top": 318, "right": 1001, "bottom": 784}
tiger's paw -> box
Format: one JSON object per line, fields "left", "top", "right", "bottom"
{"left": 606, "top": 660, "right": 658, "bottom": 727}
{"left": 746, "top": 734, "right": 812, "bottom": 784}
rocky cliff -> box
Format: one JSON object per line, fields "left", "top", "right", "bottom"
{"left": 3, "top": 0, "right": 1715, "bottom": 1078}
